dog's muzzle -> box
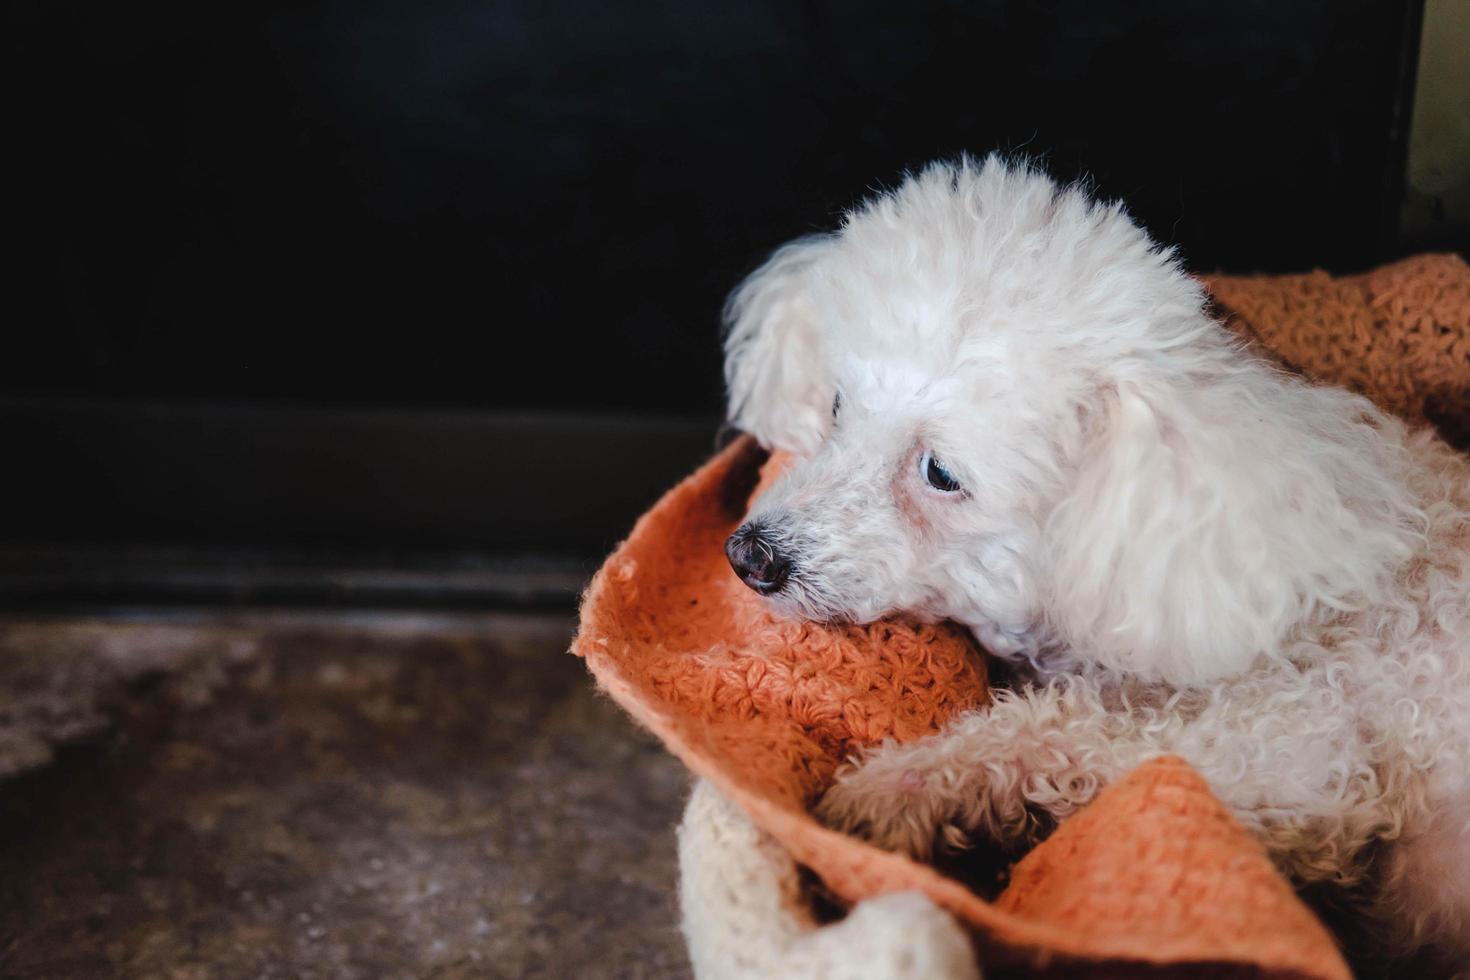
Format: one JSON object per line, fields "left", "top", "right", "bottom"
{"left": 725, "top": 523, "right": 791, "bottom": 596}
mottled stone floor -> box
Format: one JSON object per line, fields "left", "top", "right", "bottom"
{"left": 0, "top": 610, "right": 692, "bottom": 979}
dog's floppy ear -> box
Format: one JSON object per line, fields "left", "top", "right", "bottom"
{"left": 723, "top": 235, "right": 835, "bottom": 455}
{"left": 1042, "top": 359, "right": 1419, "bottom": 685}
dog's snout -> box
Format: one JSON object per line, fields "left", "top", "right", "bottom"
{"left": 725, "top": 524, "right": 791, "bottom": 596}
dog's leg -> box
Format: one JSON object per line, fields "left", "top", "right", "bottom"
{"left": 815, "top": 678, "right": 1141, "bottom": 859}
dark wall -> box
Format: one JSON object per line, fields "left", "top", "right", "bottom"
{"left": 9, "top": 0, "right": 1423, "bottom": 417}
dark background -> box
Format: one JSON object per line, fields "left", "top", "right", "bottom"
{"left": 8, "top": 0, "right": 1426, "bottom": 414}
{"left": 0, "top": 0, "right": 1445, "bottom": 597}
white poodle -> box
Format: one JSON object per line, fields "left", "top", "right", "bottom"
{"left": 721, "top": 156, "right": 1470, "bottom": 967}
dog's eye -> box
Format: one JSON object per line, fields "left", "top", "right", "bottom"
{"left": 832, "top": 391, "right": 841, "bottom": 421}
{"left": 920, "top": 451, "right": 962, "bottom": 493}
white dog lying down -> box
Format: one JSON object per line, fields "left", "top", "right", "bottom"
{"left": 721, "top": 157, "right": 1470, "bottom": 966}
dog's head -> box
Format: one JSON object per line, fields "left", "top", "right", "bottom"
{"left": 724, "top": 157, "right": 1419, "bottom": 684}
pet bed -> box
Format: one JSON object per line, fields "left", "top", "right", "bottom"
{"left": 573, "top": 254, "right": 1470, "bottom": 978}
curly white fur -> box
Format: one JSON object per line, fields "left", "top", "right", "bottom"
{"left": 723, "top": 156, "right": 1470, "bottom": 969}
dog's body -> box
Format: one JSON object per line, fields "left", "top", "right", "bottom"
{"left": 722, "top": 157, "right": 1470, "bottom": 965}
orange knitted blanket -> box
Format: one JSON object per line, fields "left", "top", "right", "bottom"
{"left": 573, "top": 254, "right": 1470, "bottom": 978}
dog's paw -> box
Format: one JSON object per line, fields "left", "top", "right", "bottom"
{"left": 966, "top": 618, "right": 1037, "bottom": 658}
{"left": 814, "top": 751, "right": 962, "bottom": 860}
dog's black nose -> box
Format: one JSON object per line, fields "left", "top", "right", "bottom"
{"left": 725, "top": 524, "right": 791, "bottom": 596}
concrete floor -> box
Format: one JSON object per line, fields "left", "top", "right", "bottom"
{"left": 0, "top": 610, "right": 692, "bottom": 979}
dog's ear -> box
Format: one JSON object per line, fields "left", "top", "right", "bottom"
{"left": 723, "top": 236, "right": 835, "bottom": 455}
{"left": 1042, "top": 360, "right": 1418, "bottom": 685}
